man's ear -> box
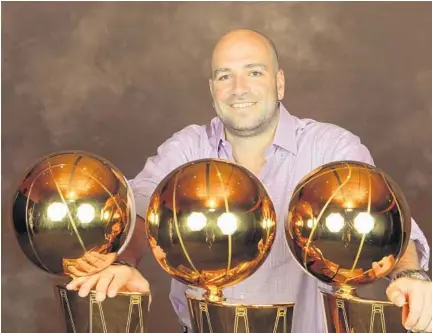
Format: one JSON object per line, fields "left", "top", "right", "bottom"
{"left": 209, "top": 78, "right": 214, "bottom": 97}
{"left": 276, "top": 69, "right": 285, "bottom": 100}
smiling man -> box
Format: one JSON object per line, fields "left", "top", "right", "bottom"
{"left": 210, "top": 31, "right": 283, "bottom": 136}
{"left": 208, "top": 30, "right": 285, "bottom": 177}
{"left": 67, "top": 29, "right": 431, "bottom": 333}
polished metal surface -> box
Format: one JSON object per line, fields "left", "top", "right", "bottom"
{"left": 186, "top": 290, "right": 294, "bottom": 333}
{"left": 285, "top": 161, "right": 411, "bottom": 289}
{"left": 321, "top": 289, "right": 411, "bottom": 333}
{"left": 12, "top": 151, "right": 136, "bottom": 276}
{"left": 54, "top": 283, "right": 149, "bottom": 333}
{"left": 145, "top": 158, "right": 277, "bottom": 301}
{"left": 285, "top": 161, "right": 412, "bottom": 332}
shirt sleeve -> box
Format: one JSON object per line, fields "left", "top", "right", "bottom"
{"left": 321, "top": 125, "right": 430, "bottom": 271}
{"left": 118, "top": 126, "right": 202, "bottom": 266}
{"left": 130, "top": 125, "right": 202, "bottom": 219}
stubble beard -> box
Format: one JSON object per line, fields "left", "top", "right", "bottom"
{"left": 217, "top": 100, "right": 280, "bottom": 138}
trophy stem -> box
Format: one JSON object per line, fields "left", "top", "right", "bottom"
{"left": 336, "top": 285, "right": 358, "bottom": 298}
{"left": 204, "top": 286, "right": 226, "bottom": 302}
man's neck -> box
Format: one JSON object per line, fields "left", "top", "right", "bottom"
{"left": 225, "top": 112, "right": 279, "bottom": 175}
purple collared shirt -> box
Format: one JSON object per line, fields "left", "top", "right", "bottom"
{"left": 131, "top": 104, "right": 430, "bottom": 332}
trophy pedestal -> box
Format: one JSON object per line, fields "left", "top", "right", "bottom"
{"left": 186, "top": 291, "right": 294, "bottom": 333}
{"left": 54, "top": 283, "right": 150, "bottom": 333}
{"left": 321, "top": 289, "right": 411, "bottom": 333}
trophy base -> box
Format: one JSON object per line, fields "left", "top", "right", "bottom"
{"left": 54, "top": 283, "right": 150, "bottom": 333}
{"left": 186, "top": 291, "right": 294, "bottom": 333}
{"left": 320, "top": 289, "right": 411, "bottom": 333}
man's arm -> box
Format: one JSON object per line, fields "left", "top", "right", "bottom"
{"left": 67, "top": 125, "right": 202, "bottom": 300}
{"left": 117, "top": 125, "right": 202, "bottom": 267}
{"left": 117, "top": 215, "right": 148, "bottom": 267}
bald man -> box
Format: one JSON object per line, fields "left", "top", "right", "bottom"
{"left": 67, "top": 29, "right": 431, "bottom": 333}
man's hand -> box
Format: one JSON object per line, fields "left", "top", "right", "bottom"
{"left": 387, "top": 278, "right": 432, "bottom": 332}
{"left": 66, "top": 265, "right": 150, "bottom": 302}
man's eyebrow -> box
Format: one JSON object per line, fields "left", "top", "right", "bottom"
{"left": 213, "top": 63, "right": 269, "bottom": 78}
{"left": 213, "top": 68, "right": 230, "bottom": 78}
{"left": 245, "top": 63, "right": 268, "bottom": 70}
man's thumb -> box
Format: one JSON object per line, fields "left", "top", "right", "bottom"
{"left": 386, "top": 281, "right": 407, "bottom": 307}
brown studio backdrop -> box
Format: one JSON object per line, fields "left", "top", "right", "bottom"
{"left": 2, "top": 2, "right": 432, "bottom": 333}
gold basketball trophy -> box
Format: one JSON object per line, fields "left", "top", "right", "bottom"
{"left": 145, "top": 158, "right": 294, "bottom": 333}
{"left": 285, "top": 160, "right": 413, "bottom": 333}
{"left": 11, "top": 151, "right": 150, "bottom": 333}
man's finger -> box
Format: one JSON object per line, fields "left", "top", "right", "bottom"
{"left": 106, "top": 269, "right": 130, "bottom": 298}
{"left": 66, "top": 276, "right": 88, "bottom": 290}
{"left": 425, "top": 315, "right": 432, "bottom": 333}
{"left": 403, "top": 288, "right": 424, "bottom": 330}
{"left": 413, "top": 288, "right": 432, "bottom": 332}
{"left": 386, "top": 282, "right": 407, "bottom": 307}
{"left": 412, "top": 306, "right": 430, "bottom": 332}
{"left": 94, "top": 270, "right": 115, "bottom": 302}
{"left": 77, "top": 274, "right": 100, "bottom": 298}
{"left": 402, "top": 304, "right": 409, "bottom": 327}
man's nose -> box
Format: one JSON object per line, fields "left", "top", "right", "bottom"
{"left": 232, "top": 76, "right": 249, "bottom": 97}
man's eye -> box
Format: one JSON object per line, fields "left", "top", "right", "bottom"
{"left": 250, "top": 71, "right": 263, "bottom": 77}
{"left": 218, "top": 75, "right": 230, "bottom": 81}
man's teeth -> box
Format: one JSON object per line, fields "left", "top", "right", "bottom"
{"left": 231, "top": 102, "right": 255, "bottom": 108}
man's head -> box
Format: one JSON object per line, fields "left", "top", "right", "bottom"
{"left": 209, "top": 29, "right": 285, "bottom": 137}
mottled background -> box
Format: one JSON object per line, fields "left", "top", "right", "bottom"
{"left": 2, "top": 2, "right": 432, "bottom": 333}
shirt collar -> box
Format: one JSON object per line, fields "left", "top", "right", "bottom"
{"left": 209, "top": 103, "right": 298, "bottom": 155}
{"left": 273, "top": 103, "right": 298, "bottom": 154}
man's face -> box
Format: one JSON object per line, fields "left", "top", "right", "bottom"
{"left": 209, "top": 33, "right": 285, "bottom": 137}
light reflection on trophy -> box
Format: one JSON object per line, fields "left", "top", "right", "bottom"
{"left": 285, "top": 160, "right": 412, "bottom": 333}
{"left": 11, "top": 151, "right": 150, "bottom": 333}
{"left": 145, "top": 158, "right": 294, "bottom": 333}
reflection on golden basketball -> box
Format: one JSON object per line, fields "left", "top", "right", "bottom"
{"left": 12, "top": 151, "right": 136, "bottom": 276}
{"left": 285, "top": 161, "right": 411, "bottom": 288}
{"left": 146, "top": 158, "right": 276, "bottom": 301}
